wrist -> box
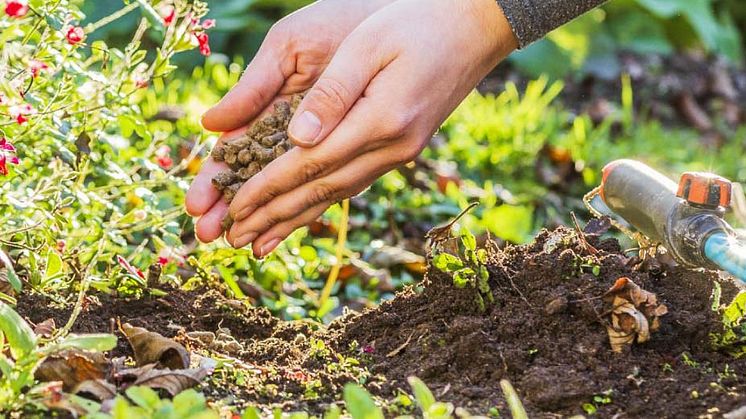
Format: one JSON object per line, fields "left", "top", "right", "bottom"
{"left": 466, "top": 0, "right": 518, "bottom": 60}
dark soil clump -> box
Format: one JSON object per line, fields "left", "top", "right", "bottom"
{"left": 16, "top": 227, "right": 746, "bottom": 417}
{"left": 333, "top": 227, "right": 746, "bottom": 417}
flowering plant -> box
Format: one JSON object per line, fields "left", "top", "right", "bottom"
{"left": 0, "top": 0, "right": 213, "bottom": 299}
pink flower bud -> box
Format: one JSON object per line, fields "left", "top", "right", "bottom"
{"left": 66, "top": 26, "right": 85, "bottom": 45}
{"left": 4, "top": 0, "right": 28, "bottom": 18}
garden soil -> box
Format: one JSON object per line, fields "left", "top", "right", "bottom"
{"left": 17, "top": 227, "right": 746, "bottom": 417}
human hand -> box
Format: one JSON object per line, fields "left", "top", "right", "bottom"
{"left": 225, "top": 0, "right": 517, "bottom": 256}
{"left": 186, "top": 0, "right": 397, "bottom": 243}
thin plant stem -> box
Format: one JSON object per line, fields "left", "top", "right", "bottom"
{"left": 85, "top": 1, "right": 140, "bottom": 34}
{"left": 58, "top": 237, "right": 105, "bottom": 337}
{"left": 318, "top": 199, "right": 350, "bottom": 310}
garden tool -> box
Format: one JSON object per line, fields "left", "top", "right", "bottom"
{"left": 584, "top": 159, "right": 746, "bottom": 283}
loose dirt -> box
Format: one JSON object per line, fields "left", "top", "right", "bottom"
{"left": 17, "top": 227, "right": 746, "bottom": 417}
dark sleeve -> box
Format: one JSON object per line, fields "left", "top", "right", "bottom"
{"left": 496, "top": 0, "right": 607, "bottom": 48}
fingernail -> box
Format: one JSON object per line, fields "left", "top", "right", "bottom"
{"left": 258, "top": 238, "right": 282, "bottom": 258}
{"left": 289, "top": 111, "right": 321, "bottom": 145}
{"left": 233, "top": 232, "right": 257, "bottom": 248}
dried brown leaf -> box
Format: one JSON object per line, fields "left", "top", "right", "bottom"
{"left": 74, "top": 379, "right": 118, "bottom": 401}
{"left": 33, "top": 318, "right": 56, "bottom": 338}
{"left": 121, "top": 323, "right": 189, "bottom": 369}
{"left": 116, "top": 362, "right": 213, "bottom": 396}
{"left": 36, "top": 350, "right": 108, "bottom": 391}
{"left": 605, "top": 279, "right": 667, "bottom": 351}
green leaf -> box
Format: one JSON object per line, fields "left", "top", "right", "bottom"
{"left": 173, "top": 390, "right": 212, "bottom": 417}
{"left": 500, "top": 379, "right": 528, "bottom": 419}
{"left": 241, "top": 407, "right": 262, "bottom": 419}
{"left": 453, "top": 268, "right": 475, "bottom": 288}
{"left": 0, "top": 302, "right": 36, "bottom": 358}
{"left": 126, "top": 386, "right": 161, "bottom": 410}
{"left": 0, "top": 250, "right": 21, "bottom": 292}
{"left": 432, "top": 253, "right": 464, "bottom": 273}
{"left": 724, "top": 292, "right": 746, "bottom": 327}
{"left": 44, "top": 249, "right": 64, "bottom": 283}
{"left": 427, "top": 402, "right": 455, "bottom": 419}
{"left": 460, "top": 226, "right": 477, "bottom": 251}
{"left": 324, "top": 405, "right": 342, "bottom": 419}
{"left": 408, "top": 377, "right": 436, "bottom": 412}
{"left": 58, "top": 333, "right": 117, "bottom": 352}
{"left": 343, "top": 384, "right": 384, "bottom": 419}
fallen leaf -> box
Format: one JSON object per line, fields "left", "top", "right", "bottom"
{"left": 606, "top": 277, "right": 629, "bottom": 294}
{"left": 34, "top": 381, "right": 88, "bottom": 416}
{"left": 74, "top": 379, "right": 118, "bottom": 401}
{"left": 604, "top": 278, "right": 667, "bottom": 352}
{"left": 33, "top": 318, "right": 56, "bottom": 338}
{"left": 116, "top": 362, "right": 213, "bottom": 396}
{"left": 121, "top": 323, "right": 189, "bottom": 369}
{"left": 36, "top": 350, "right": 108, "bottom": 391}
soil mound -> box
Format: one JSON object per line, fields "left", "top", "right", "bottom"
{"left": 334, "top": 227, "right": 746, "bottom": 417}
{"left": 16, "top": 227, "right": 746, "bottom": 417}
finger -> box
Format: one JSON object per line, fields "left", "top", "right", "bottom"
{"left": 185, "top": 158, "right": 229, "bottom": 217}
{"left": 185, "top": 128, "right": 249, "bottom": 216}
{"left": 288, "top": 31, "right": 392, "bottom": 147}
{"left": 195, "top": 199, "right": 229, "bottom": 243}
{"left": 251, "top": 203, "right": 330, "bottom": 258}
{"left": 228, "top": 148, "right": 393, "bottom": 246}
{"left": 201, "top": 35, "right": 289, "bottom": 132}
{"left": 229, "top": 71, "right": 414, "bottom": 223}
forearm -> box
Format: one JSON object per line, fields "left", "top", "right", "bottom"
{"left": 496, "top": 0, "right": 607, "bottom": 47}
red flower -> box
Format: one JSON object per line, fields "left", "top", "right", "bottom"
{"left": 160, "top": 5, "right": 175, "bottom": 26}
{"left": 4, "top": 0, "right": 28, "bottom": 18}
{"left": 134, "top": 76, "right": 149, "bottom": 89}
{"left": 201, "top": 19, "right": 216, "bottom": 29}
{"left": 155, "top": 145, "right": 173, "bottom": 170}
{"left": 29, "top": 60, "right": 48, "bottom": 78}
{"left": 157, "top": 257, "right": 169, "bottom": 266}
{"left": 195, "top": 32, "right": 210, "bottom": 56}
{"left": 56, "top": 240, "right": 66, "bottom": 252}
{"left": 157, "top": 156, "right": 173, "bottom": 170}
{"left": 0, "top": 138, "right": 16, "bottom": 153}
{"left": 10, "top": 104, "right": 33, "bottom": 125}
{"left": 0, "top": 138, "right": 19, "bottom": 176}
{"left": 66, "top": 26, "right": 85, "bottom": 45}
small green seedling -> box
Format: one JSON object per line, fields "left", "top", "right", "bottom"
{"left": 582, "top": 390, "right": 613, "bottom": 415}
{"left": 432, "top": 225, "right": 493, "bottom": 312}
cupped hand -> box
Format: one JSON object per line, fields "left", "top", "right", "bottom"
{"left": 186, "top": 0, "right": 396, "bottom": 243}
{"left": 225, "top": 0, "right": 518, "bottom": 256}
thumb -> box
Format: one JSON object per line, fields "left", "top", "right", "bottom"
{"left": 202, "top": 42, "right": 287, "bottom": 132}
{"left": 289, "top": 38, "right": 384, "bottom": 147}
